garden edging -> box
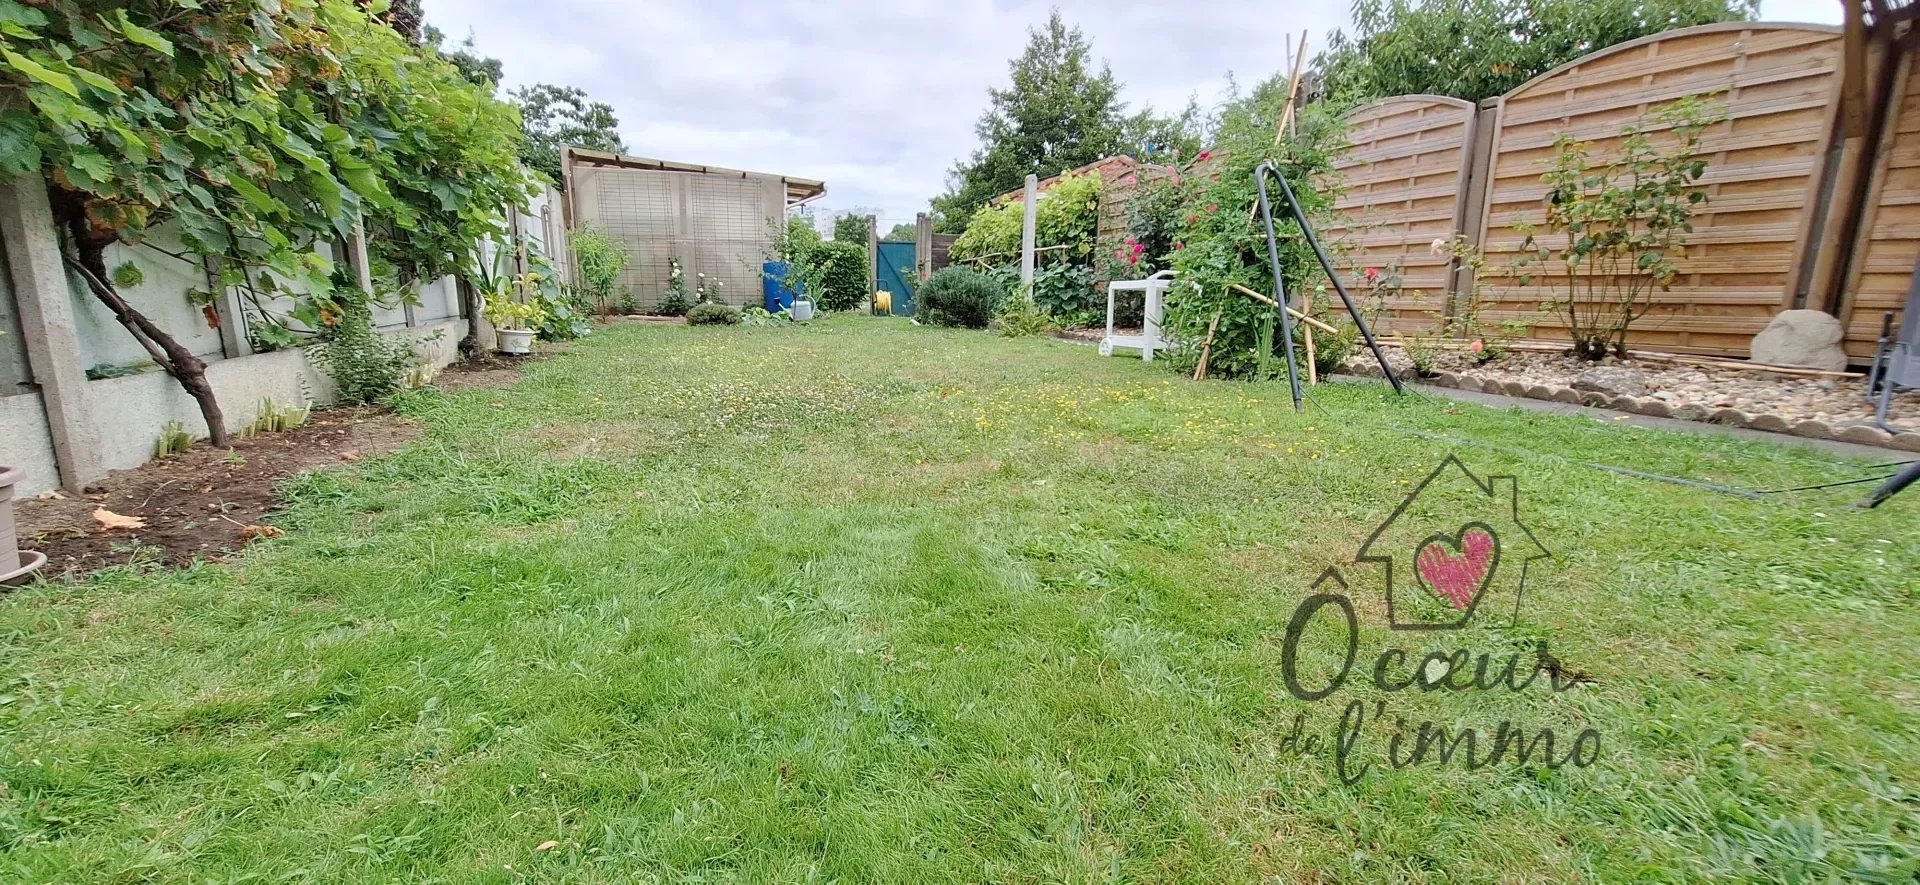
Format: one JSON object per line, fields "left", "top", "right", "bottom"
{"left": 1344, "top": 364, "right": 1920, "bottom": 452}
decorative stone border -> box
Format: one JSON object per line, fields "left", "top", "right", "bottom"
{"left": 1352, "top": 366, "right": 1920, "bottom": 453}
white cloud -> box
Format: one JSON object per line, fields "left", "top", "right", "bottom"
{"left": 420, "top": 0, "right": 1350, "bottom": 226}
{"left": 421, "top": 0, "right": 1844, "bottom": 226}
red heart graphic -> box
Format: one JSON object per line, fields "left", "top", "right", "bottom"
{"left": 1415, "top": 527, "right": 1497, "bottom": 611}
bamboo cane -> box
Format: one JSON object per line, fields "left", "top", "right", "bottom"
{"left": 1193, "top": 307, "right": 1224, "bottom": 381}
{"left": 1229, "top": 284, "right": 1338, "bottom": 334}
{"left": 1302, "top": 286, "right": 1318, "bottom": 385}
{"left": 1273, "top": 31, "right": 1310, "bottom": 146}
{"left": 1248, "top": 31, "right": 1314, "bottom": 225}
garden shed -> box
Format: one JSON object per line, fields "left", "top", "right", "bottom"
{"left": 563, "top": 149, "right": 826, "bottom": 310}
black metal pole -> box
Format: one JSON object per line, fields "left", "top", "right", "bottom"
{"left": 1254, "top": 163, "right": 1305, "bottom": 410}
{"left": 1861, "top": 460, "right": 1920, "bottom": 509}
{"left": 1266, "top": 168, "right": 1406, "bottom": 395}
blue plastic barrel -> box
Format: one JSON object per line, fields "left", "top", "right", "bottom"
{"left": 762, "top": 262, "right": 801, "bottom": 313}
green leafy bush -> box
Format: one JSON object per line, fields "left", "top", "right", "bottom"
{"left": 1296, "top": 316, "right": 1361, "bottom": 378}
{"left": 659, "top": 259, "right": 692, "bottom": 316}
{"left": 993, "top": 299, "right": 1057, "bottom": 338}
{"left": 1513, "top": 97, "right": 1719, "bottom": 360}
{"left": 804, "top": 240, "right": 870, "bottom": 312}
{"left": 310, "top": 301, "right": 419, "bottom": 405}
{"left": 570, "top": 225, "right": 630, "bottom": 313}
{"left": 918, "top": 268, "right": 1007, "bottom": 328}
{"left": 949, "top": 172, "right": 1102, "bottom": 265}
{"left": 1160, "top": 101, "right": 1348, "bottom": 380}
{"left": 739, "top": 306, "right": 791, "bottom": 327}
{"left": 686, "top": 303, "right": 742, "bottom": 326}
{"left": 522, "top": 264, "right": 591, "bottom": 341}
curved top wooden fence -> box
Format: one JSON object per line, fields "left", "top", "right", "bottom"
{"left": 1317, "top": 22, "right": 1889, "bottom": 360}
{"left": 1325, "top": 96, "right": 1479, "bottom": 333}
{"left": 1476, "top": 23, "right": 1845, "bottom": 356}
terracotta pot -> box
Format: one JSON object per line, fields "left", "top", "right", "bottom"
{"left": 0, "top": 465, "right": 47, "bottom": 585}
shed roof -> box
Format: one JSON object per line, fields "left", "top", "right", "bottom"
{"left": 563, "top": 148, "right": 827, "bottom": 205}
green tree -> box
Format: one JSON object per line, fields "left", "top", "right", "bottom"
{"left": 424, "top": 24, "right": 502, "bottom": 88}
{"left": 368, "top": 0, "right": 423, "bottom": 43}
{"left": 832, "top": 213, "right": 873, "bottom": 243}
{"left": 882, "top": 222, "right": 918, "bottom": 242}
{"left": 0, "top": 0, "right": 530, "bottom": 444}
{"left": 1315, "top": 0, "right": 1756, "bottom": 106}
{"left": 511, "top": 83, "right": 626, "bottom": 188}
{"left": 931, "top": 10, "right": 1126, "bottom": 232}
{"left": 1122, "top": 99, "right": 1205, "bottom": 164}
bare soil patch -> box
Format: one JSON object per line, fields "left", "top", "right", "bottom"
{"left": 15, "top": 408, "right": 419, "bottom": 578}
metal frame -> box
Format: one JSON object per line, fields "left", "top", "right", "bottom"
{"left": 1253, "top": 161, "right": 1405, "bottom": 410}
{"left": 1863, "top": 254, "right": 1920, "bottom": 432}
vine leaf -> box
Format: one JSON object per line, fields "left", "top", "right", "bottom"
{"left": 112, "top": 9, "right": 174, "bottom": 56}
{"left": 3, "top": 48, "right": 75, "bottom": 96}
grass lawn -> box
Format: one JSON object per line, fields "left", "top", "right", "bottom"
{"left": 2, "top": 316, "right": 1915, "bottom": 882}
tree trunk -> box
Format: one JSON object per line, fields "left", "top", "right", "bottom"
{"left": 456, "top": 276, "right": 490, "bottom": 360}
{"left": 66, "top": 243, "right": 231, "bottom": 448}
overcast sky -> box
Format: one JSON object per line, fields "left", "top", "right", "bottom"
{"left": 422, "top": 0, "right": 1844, "bottom": 228}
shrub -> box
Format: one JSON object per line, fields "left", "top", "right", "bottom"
{"left": 918, "top": 268, "right": 1006, "bottom": 328}
{"left": 804, "top": 240, "right": 869, "bottom": 312}
{"left": 310, "top": 301, "right": 418, "bottom": 405}
{"left": 687, "top": 302, "right": 741, "bottom": 326}
{"left": 739, "top": 306, "right": 790, "bottom": 327}
{"left": 659, "top": 258, "right": 692, "bottom": 316}
{"left": 1297, "top": 318, "right": 1361, "bottom": 378}
{"left": 1160, "top": 101, "right": 1348, "bottom": 380}
{"left": 570, "top": 225, "right": 630, "bottom": 313}
{"left": 950, "top": 171, "right": 1101, "bottom": 265}
{"left": 1512, "top": 97, "right": 1720, "bottom": 360}
{"left": 993, "top": 298, "right": 1057, "bottom": 338}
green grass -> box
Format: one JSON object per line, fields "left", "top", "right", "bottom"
{"left": 2, "top": 316, "right": 1915, "bottom": 882}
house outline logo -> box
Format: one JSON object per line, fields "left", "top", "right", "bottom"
{"left": 1354, "top": 455, "right": 1552, "bottom": 630}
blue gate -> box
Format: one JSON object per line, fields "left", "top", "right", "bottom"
{"left": 875, "top": 241, "right": 917, "bottom": 316}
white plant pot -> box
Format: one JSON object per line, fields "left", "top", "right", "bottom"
{"left": 0, "top": 465, "right": 46, "bottom": 586}
{"left": 496, "top": 328, "right": 536, "bottom": 355}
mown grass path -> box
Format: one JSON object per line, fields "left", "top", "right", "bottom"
{"left": 3, "top": 317, "right": 1915, "bottom": 881}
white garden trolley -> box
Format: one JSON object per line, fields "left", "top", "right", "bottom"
{"left": 1099, "top": 269, "right": 1176, "bottom": 362}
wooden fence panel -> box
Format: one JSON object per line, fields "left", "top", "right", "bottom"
{"left": 1324, "top": 96, "right": 1478, "bottom": 333}
{"left": 1838, "top": 50, "right": 1919, "bottom": 358}
{"left": 1475, "top": 23, "right": 1843, "bottom": 357}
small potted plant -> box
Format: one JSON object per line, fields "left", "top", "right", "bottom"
{"left": 484, "top": 274, "right": 549, "bottom": 355}
{"left": 1, "top": 464, "right": 47, "bottom": 585}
